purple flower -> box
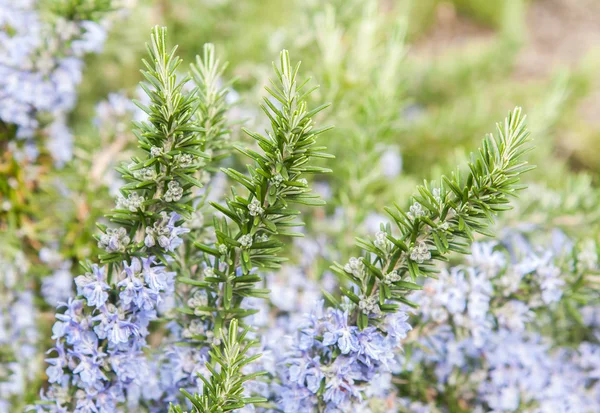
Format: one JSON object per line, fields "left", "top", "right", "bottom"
{"left": 135, "top": 287, "right": 159, "bottom": 311}
{"left": 71, "top": 352, "right": 107, "bottom": 389}
{"left": 322, "top": 356, "right": 362, "bottom": 406}
{"left": 144, "top": 212, "right": 190, "bottom": 252}
{"left": 45, "top": 344, "right": 68, "bottom": 384}
{"left": 142, "top": 256, "right": 170, "bottom": 293}
{"left": 72, "top": 331, "right": 101, "bottom": 357}
{"left": 110, "top": 350, "right": 144, "bottom": 384}
{"left": 75, "top": 265, "right": 109, "bottom": 308}
{"left": 384, "top": 311, "right": 412, "bottom": 345}
{"left": 288, "top": 356, "right": 324, "bottom": 394}
{"left": 163, "top": 212, "right": 190, "bottom": 250}
{"left": 356, "top": 327, "right": 387, "bottom": 366}
{"left": 277, "top": 385, "right": 315, "bottom": 413}
{"left": 117, "top": 259, "right": 143, "bottom": 306}
{"left": 322, "top": 310, "right": 359, "bottom": 354}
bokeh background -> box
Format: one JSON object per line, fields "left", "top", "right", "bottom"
{"left": 78, "top": 0, "right": 600, "bottom": 173}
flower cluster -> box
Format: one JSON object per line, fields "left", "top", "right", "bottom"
{"left": 135, "top": 320, "right": 213, "bottom": 411}
{"left": 272, "top": 301, "right": 412, "bottom": 412}
{"left": 403, "top": 233, "right": 600, "bottom": 412}
{"left": 38, "top": 259, "right": 175, "bottom": 411}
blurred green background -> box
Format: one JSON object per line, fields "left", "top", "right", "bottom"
{"left": 78, "top": 0, "right": 600, "bottom": 176}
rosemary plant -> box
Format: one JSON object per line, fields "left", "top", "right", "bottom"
{"left": 269, "top": 107, "right": 535, "bottom": 411}
{"left": 135, "top": 41, "right": 239, "bottom": 411}
{"left": 3, "top": 1, "right": 599, "bottom": 412}
{"left": 180, "top": 49, "right": 332, "bottom": 335}
{"left": 171, "top": 50, "right": 332, "bottom": 411}
{"left": 333, "top": 107, "right": 534, "bottom": 328}
{"left": 34, "top": 26, "right": 207, "bottom": 412}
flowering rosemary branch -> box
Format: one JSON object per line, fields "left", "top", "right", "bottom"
{"left": 34, "top": 26, "right": 207, "bottom": 412}
{"left": 272, "top": 107, "right": 534, "bottom": 412}
{"left": 98, "top": 26, "right": 206, "bottom": 266}
{"left": 332, "top": 107, "right": 534, "bottom": 329}
{"left": 134, "top": 42, "right": 239, "bottom": 411}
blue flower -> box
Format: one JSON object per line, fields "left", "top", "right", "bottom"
{"left": 144, "top": 212, "right": 190, "bottom": 252}
{"left": 110, "top": 350, "right": 144, "bottom": 384}
{"left": 322, "top": 310, "right": 359, "bottom": 354}
{"left": 288, "top": 356, "right": 323, "bottom": 394}
{"left": 135, "top": 287, "right": 160, "bottom": 311}
{"left": 117, "top": 259, "right": 143, "bottom": 306}
{"left": 75, "top": 265, "right": 109, "bottom": 308}
{"left": 322, "top": 356, "right": 362, "bottom": 406}
{"left": 356, "top": 327, "right": 387, "bottom": 366}
{"left": 162, "top": 212, "right": 190, "bottom": 252}
{"left": 142, "top": 256, "right": 171, "bottom": 293}
{"left": 45, "top": 344, "right": 68, "bottom": 384}
{"left": 72, "top": 331, "right": 101, "bottom": 357}
{"left": 92, "top": 306, "right": 139, "bottom": 345}
{"left": 71, "top": 352, "right": 107, "bottom": 389}
{"left": 277, "top": 384, "right": 315, "bottom": 413}
{"left": 384, "top": 311, "right": 412, "bottom": 345}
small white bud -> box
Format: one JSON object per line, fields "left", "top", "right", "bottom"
{"left": 343, "top": 257, "right": 364, "bottom": 277}
{"left": 150, "top": 146, "right": 163, "bottom": 157}
{"left": 408, "top": 202, "right": 426, "bottom": 219}
{"left": 358, "top": 295, "right": 381, "bottom": 315}
{"left": 175, "top": 153, "right": 194, "bottom": 168}
{"left": 164, "top": 180, "right": 183, "bottom": 202}
{"left": 374, "top": 231, "right": 391, "bottom": 251}
{"left": 383, "top": 270, "right": 401, "bottom": 286}
{"left": 239, "top": 234, "right": 253, "bottom": 248}
{"left": 410, "top": 241, "right": 431, "bottom": 263}
{"left": 248, "top": 199, "right": 264, "bottom": 216}
{"left": 270, "top": 174, "right": 284, "bottom": 188}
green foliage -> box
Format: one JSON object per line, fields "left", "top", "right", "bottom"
{"left": 190, "top": 43, "right": 233, "bottom": 165}
{"left": 173, "top": 42, "right": 236, "bottom": 264}
{"left": 181, "top": 49, "right": 332, "bottom": 336}
{"left": 169, "top": 320, "right": 266, "bottom": 413}
{"left": 42, "top": 0, "right": 114, "bottom": 21}
{"left": 98, "top": 26, "right": 206, "bottom": 266}
{"left": 330, "top": 107, "right": 533, "bottom": 329}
